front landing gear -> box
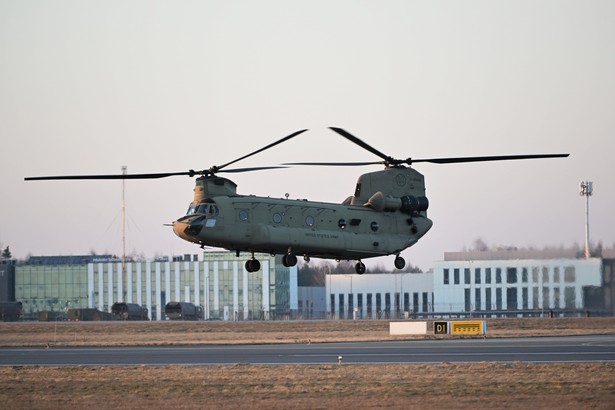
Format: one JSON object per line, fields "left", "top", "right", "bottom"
{"left": 394, "top": 255, "right": 406, "bottom": 270}
{"left": 355, "top": 261, "right": 366, "bottom": 275}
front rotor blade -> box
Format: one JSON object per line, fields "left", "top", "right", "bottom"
{"left": 216, "top": 129, "right": 308, "bottom": 171}
{"left": 410, "top": 153, "right": 570, "bottom": 164}
{"left": 329, "top": 127, "right": 395, "bottom": 163}
{"left": 25, "top": 170, "right": 197, "bottom": 181}
{"left": 219, "top": 166, "right": 288, "bottom": 173}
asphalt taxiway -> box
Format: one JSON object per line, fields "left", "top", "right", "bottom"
{"left": 1, "top": 335, "right": 615, "bottom": 366}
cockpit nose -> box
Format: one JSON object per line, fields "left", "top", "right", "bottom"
{"left": 172, "top": 215, "right": 205, "bottom": 243}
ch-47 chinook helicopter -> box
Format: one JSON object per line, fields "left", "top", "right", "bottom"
{"left": 25, "top": 127, "right": 568, "bottom": 274}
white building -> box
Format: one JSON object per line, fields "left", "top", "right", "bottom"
{"left": 85, "top": 252, "right": 297, "bottom": 320}
{"left": 433, "top": 250, "right": 602, "bottom": 315}
{"left": 326, "top": 272, "right": 434, "bottom": 319}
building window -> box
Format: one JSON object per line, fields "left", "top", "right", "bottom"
{"left": 475, "top": 288, "right": 481, "bottom": 311}
{"left": 532, "top": 267, "right": 539, "bottom": 284}
{"left": 422, "top": 292, "right": 429, "bottom": 312}
{"left": 496, "top": 268, "right": 502, "bottom": 284}
{"left": 522, "top": 287, "right": 528, "bottom": 309}
{"left": 564, "top": 266, "right": 576, "bottom": 283}
{"left": 404, "top": 292, "right": 410, "bottom": 313}
{"left": 464, "top": 289, "right": 471, "bottom": 311}
{"left": 507, "top": 288, "right": 518, "bottom": 310}
{"left": 496, "top": 288, "right": 502, "bottom": 310}
{"left": 464, "top": 268, "right": 471, "bottom": 285}
{"left": 443, "top": 269, "right": 450, "bottom": 285}
{"left": 413, "top": 292, "right": 419, "bottom": 313}
{"left": 485, "top": 268, "right": 492, "bottom": 284}
{"left": 474, "top": 268, "right": 481, "bottom": 284}
{"left": 454, "top": 269, "right": 460, "bottom": 285}
{"left": 348, "top": 293, "right": 354, "bottom": 315}
{"left": 384, "top": 294, "right": 391, "bottom": 319}
{"left": 565, "top": 287, "right": 576, "bottom": 309}
{"left": 507, "top": 268, "right": 517, "bottom": 284}
{"left": 542, "top": 287, "right": 550, "bottom": 308}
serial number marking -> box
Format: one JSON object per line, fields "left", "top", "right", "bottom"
{"left": 304, "top": 232, "right": 339, "bottom": 239}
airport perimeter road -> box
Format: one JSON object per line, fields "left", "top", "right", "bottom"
{"left": 1, "top": 335, "right": 615, "bottom": 366}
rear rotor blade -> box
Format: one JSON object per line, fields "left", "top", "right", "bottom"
{"left": 410, "top": 153, "right": 570, "bottom": 164}
{"left": 329, "top": 127, "right": 394, "bottom": 163}
{"left": 283, "top": 161, "right": 385, "bottom": 167}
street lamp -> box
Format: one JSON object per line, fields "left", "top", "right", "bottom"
{"left": 579, "top": 181, "right": 594, "bottom": 258}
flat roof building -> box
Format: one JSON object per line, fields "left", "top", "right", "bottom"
{"left": 433, "top": 249, "right": 604, "bottom": 316}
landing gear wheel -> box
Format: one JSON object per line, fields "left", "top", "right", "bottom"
{"left": 245, "top": 259, "right": 261, "bottom": 272}
{"left": 355, "top": 261, "right": 366, "bottom": 275}
{"left": 394, "top": 256, "right": 406, "bottom": 270}
{"left": 282, "top": 254, "right": 298, "bottom": 267}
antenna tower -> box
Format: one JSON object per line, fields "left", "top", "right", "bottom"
{"left": 579, "top": 181, "right": 593, "bottom": 258}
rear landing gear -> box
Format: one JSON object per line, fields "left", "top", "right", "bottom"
{"left": 282, "top": 253, "right": 298, "bottom": 267}
{"left": 394, "top": 255, "right": 406, "bottom": 270}
{"left": 245, "top": 258, "right": 260, "bottom": 273}
{"left": 355, "top": 261, "right": 366, "bottom": 275}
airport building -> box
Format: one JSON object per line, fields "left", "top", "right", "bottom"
{"left": 13, "top": 253, "right": 298, "bottom": 320}
{"left": 433, "top": 249, "right": 611, "bottom": 315}
{"left": 5, "top": 248, "right": 615, "bottom": 321}
{"left": 325, "top": 272, "right": 434, "bottom": 320}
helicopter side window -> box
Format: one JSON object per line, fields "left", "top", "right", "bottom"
{"left": 208, "top": 205, "right": 219, "bottom": 217}
{"left": 354, "top": 183, "right": 362, "bottom": 197}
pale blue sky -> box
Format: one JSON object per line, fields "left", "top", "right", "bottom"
{"left": 1, "top": 1, "right": 613, "bottom": 270}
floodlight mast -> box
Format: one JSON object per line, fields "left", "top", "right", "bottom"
{"left": 579, "top": 181, "right": 593, "bottom": 259}
{"left": 122, "top": 165, "right": 127, "bottom": 300}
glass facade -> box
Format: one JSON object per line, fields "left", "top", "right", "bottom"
{"left": 15, "top": 252, "right": 297, "bottom": 320}
{"left": 16, "top": 264, "right": 89, "bottom": 315}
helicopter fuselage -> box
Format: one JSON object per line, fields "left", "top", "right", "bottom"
{"left": 173, "top": 166, "right": 433, "bottom": 270}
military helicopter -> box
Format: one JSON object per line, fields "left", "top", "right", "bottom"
{"left": 25, "top": 128, "right": 568, "bottom": 274}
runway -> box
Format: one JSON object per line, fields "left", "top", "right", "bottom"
{"left": 2, "top": 335, "right": 615, "bottom": 366}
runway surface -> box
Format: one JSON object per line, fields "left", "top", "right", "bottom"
{"left": 2, "top": 335, "right": 615, "bottom": 366}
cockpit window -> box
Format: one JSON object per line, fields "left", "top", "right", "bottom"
{"left": 186, "top": 202, "right": 219, "bottom": 217}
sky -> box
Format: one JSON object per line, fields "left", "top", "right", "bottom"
{"left": 1, "top": 1, "right": 613, "bottom": 271}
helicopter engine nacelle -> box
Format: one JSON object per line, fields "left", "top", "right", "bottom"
{"left": 365, "top": 191, "right": 429, "bottom": 214}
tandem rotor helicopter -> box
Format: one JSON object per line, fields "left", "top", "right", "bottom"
{"left": 25, "top": 128, "right": 568, "bottom": 274}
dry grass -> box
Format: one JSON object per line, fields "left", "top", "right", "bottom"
{"left": 2, "top": 363, "right": 615, "bottom": 409}
{"left": 1, "top": 318, "right": 615, "bottom": 408}
{"left": 1, "top": 317, "right": 615, "bottom": 347}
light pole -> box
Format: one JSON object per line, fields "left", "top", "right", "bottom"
{"left": 579, "top": 181, "right": 593, "bottom": 258}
